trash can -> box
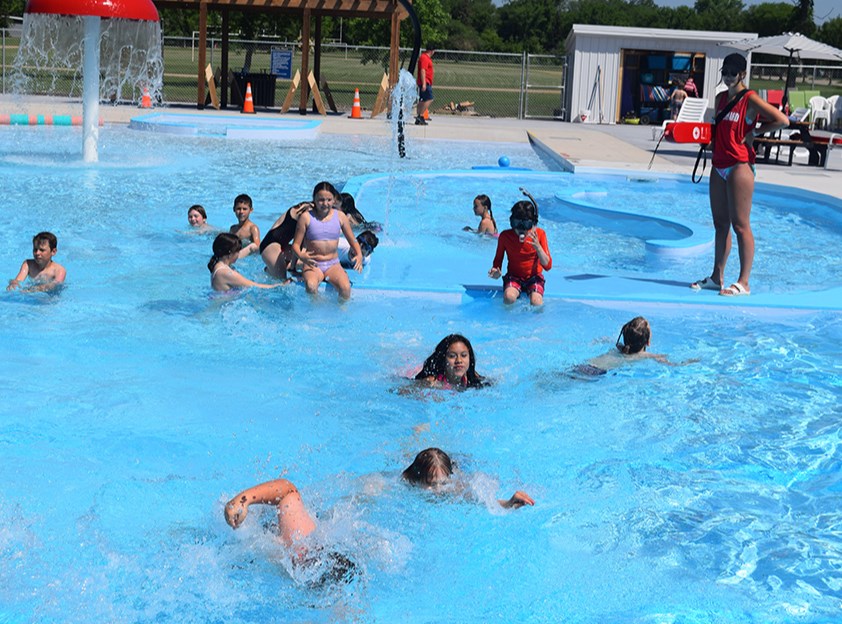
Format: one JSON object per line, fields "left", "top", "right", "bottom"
{"left": 232, "top": 72, "right": 277, "bottom": 107}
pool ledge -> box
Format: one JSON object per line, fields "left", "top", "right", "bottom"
{"left": 129, "top": 112, "right": 321, "bottom": 140}
{"left": 552, "top": 190, "right": 713, "bottom": 257}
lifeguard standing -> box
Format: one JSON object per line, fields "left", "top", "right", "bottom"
{"left": 415, "top": 45, "right": 436, "bottom": 125}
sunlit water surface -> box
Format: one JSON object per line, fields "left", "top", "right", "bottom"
{"left": 1, "top": 126, "right": 841, "bottom": 624}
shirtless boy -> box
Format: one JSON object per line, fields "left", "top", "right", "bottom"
{"left": 7, "top": 232, "right": 67, "bottom": 293}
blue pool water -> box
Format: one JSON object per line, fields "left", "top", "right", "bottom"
{"left": 1, "top": 125, "right": 842, "bottom": 623}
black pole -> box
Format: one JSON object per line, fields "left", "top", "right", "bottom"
{"left": 394, "top": 0, "right": 422, "bottom": 158}
{"left": 782, "top": 50, "right": 794, "bottom": 111}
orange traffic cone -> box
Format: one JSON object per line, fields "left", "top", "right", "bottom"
{"left": 140, "top": 85, "right": 151, "bottom": 109}
{"left": 423, "top": 108, "right": 429, "bottom": 120}
{"left": 350, "top": 88, "right": 362, "bottom": 119}
{"left": 241, "top": 82, "right": 255, "bottom": 114}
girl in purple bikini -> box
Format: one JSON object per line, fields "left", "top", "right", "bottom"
{"left": 292, "top": 181, "right": 362, "bottom": 301}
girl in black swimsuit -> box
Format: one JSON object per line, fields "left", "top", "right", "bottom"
{"left": 260, "top": 201, "right": 312, "bottom": 280}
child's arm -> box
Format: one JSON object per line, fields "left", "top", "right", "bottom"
{"left": 645, "top": 352, "right": 700, "bottom": 367}
{"left": 221, "top": 268, "right": 281, "bottom": 290}
{"left": 6, "top": 261, "right": 30, "bottom": 291}
{"left": 339, "top": 213, "right": 364, "bottom": 272}
{"left": 498, "top": 490, "right": 535, "bottom": 509}
{"left": 291, "top": 214, "right": 315, "bottom": 267}
{"left": 250, "top": 223, "right": 261, "bottom": 246}
{"left": 528, "top": 229, "right": 552, "bottom": 270}
{"left": 488, "top": 236, "right": 506, "bottom": 278}
{"left": 224, "top": 479, "right": 299, "bottom": 529}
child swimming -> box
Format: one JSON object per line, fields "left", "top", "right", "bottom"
{"left": 224, "top": 478, "right": 356, "bottom": 588}
{"left": 292, "top": 182, "right": 362, "bottom": 301}
{"left": 403, "top": 448, "right": 534, "bottom": 509}
{"left": 488, "top": 189, "right": 552, "bottom": 306}
{"left": 572, "top": 316, "right": 690, "bottom": 377}
{"left": 228, "top": 194, "right": 260, "bottom": 257}
{"left": 414, "top": 334, "right": 486, "bottom": 389}
{"left": 464, "top": 194, "right": 497, "bottom": 235}
{"left": 7, "top": 231, "right": 66, "bottom": 293}
{"left": 208, "top": 233, "right": 283, "bottom": 292}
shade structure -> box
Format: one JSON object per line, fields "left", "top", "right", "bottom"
{"left": 25, "top": 0, "right": 159, "bottom": 21}
{"left": 722, "top": 32, "right": 842, "bottom": 107}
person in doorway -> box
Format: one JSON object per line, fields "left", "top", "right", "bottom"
{"left": 415, "top": 45, "right": 435, "bottom": 126}
{"left": 669, "top": 81, "right": 688, "bottom": 120}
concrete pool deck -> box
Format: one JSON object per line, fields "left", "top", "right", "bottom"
{"left": 4, "top": 96, "right": 841, "bottom": 311}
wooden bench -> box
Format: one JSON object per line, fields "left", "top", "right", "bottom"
{"left": 753, "top": 136, "right": 821, "bottom": 166}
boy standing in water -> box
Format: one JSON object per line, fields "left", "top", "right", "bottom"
{"left": 7, "top": 231, "right": 66, "bottom": 292}
{"left": 228, "top": 194, "right": 260, "bottom": 257}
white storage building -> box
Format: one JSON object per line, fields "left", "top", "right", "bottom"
{"left": 564, "top": 25, "right": 757, "bottom": 125}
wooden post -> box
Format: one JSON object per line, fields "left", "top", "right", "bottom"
{"left": 308, "top": 72, "right": 326, "bottom": 115}
{"left": 299, "top": 9, "right": 311, "bottom": 115}
{"left": 281, "top": 70, "right": 301, "bottom": 113}
{"left": 389, "top": 10, "right": 400, "bottom": 89}
{"left": 320, "top": 77, "right": 338, "bottom": 113}
{"left": 205, "top": 63, "right": 220, "bottom": 109}
{"left": 312, "top": 15, "right": 322, "bottom": 113}
{"left": 371, "top": 73, "right": 390, "bottom": 118}
{"left": 197, "top": 0, "right": 207, "bottom": 108}
{"left": 221, "top": 7, "right": 229, "bottom": 109}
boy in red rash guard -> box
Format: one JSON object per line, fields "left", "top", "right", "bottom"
{"left": 488, "top": 190, "right": 552, "bottom": 306}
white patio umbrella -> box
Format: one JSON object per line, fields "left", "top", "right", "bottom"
{"left": 722, "top": 32, "right": 842, "bottom": 107}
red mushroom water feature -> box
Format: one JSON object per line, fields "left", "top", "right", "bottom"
{"left": 19, "top": 0, "right": 161, "bottom": 162}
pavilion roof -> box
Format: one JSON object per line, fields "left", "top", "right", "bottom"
{"left": 153, "top": 0, "right": 408, "bottom": 19}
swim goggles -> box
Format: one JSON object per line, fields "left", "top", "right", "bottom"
{"left": 359, "top": 241, "right": 374, "bottom": 256}
{"left": 510, "top": 218, "right": 534, "bottom": 231}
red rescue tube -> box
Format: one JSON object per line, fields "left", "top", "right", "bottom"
{"left": 666, "top": 122, "right": 712, "bottom": 144}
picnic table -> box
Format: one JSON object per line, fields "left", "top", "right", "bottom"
{"left": 753, "top": 121, "right": 841, "bottom": 168}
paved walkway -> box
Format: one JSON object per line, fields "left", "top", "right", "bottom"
{"left": 4, "top": 95, "right": 840, "bottom": 199}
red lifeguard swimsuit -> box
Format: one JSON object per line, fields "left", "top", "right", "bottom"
{"left": 713, "top": 90, "right": 756, "bottom": 173}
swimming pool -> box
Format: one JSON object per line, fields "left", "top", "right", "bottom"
{"left": 1, "top": 125, "right": 842, "bottom": 623}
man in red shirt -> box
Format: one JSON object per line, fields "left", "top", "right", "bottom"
{"left": 416, "top": 46, "right": 435, "bottom": 125}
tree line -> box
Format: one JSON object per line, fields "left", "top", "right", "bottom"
{"left": 2, "top": 0, "right": 841, "bottom": 56}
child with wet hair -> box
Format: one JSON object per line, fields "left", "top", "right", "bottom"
{"left": 572, "top": 316, "right": 690, "bottom": 378}
{"left": 414, "top": 334, "right": 486, "bottom": 389}
{"left": 488, "top": 188, "right": 552, "bottom": 306}
{"left": 208, "top": 233, "right": 283, "bottom": 292}
{"left": 402, "top": 448, "right": 534, "bottom": 509}
{"left": 228, "top": 193, "right": 260, "bottom": 257}
{"left": 464, "top": 194, "right": 497, "bottom": 235}
{"left": 7, "top": 231, "right": 66, "bottom": 293}
{"left": 224, "top": 478, "right": 357, "bottom": 588}
{"left": 338, "top": 229, "right": 379, "bottom": 269}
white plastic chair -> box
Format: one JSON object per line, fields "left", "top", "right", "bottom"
{"left": 827, "top": 95, "right": 840, "bottom": 130}
{"left": 653, "top": 97, "right": 708, "bottom": 140}
{"left": 809, "top": 96, "right": 831, "bottom": 130}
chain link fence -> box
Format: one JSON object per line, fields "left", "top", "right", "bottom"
{"left": 750, "top": 62, "right": 842, "bottom": 97}
{"left": 2, "top": 28, "right": 567, "bottom": 119}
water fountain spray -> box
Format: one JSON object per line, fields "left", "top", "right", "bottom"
{"left": 17, "top": 0, "right": 162, "bottom": 163}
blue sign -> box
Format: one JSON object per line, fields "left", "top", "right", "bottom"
{"left": 271, "top": 49, "right": 293, "bottom": 79}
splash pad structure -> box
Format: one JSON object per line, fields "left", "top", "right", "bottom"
{"left": 15, "top": 0, "right": 163, "bottom": 162}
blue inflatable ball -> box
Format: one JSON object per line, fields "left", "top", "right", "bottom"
{"left": 498, "top": 155, "right": 511, "bottom": 168}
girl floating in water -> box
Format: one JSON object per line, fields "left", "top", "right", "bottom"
{"left": 414, "top": 334, "right": 486, "bottom": 389}
{"left": 208, "top": 233, "right": 283, "bottom": 292}
{"left": 292, "top": 182, "right": 362, "bottom": 301}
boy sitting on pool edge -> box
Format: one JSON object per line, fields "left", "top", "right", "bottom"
{"left": 7, "top": 231, "right": 66, "bottom": 293}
